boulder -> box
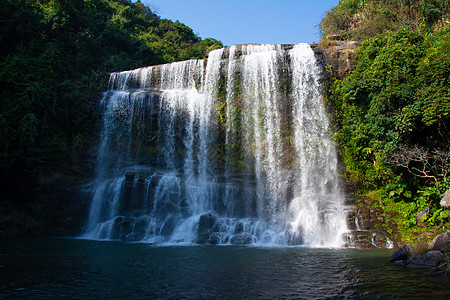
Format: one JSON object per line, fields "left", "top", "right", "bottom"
{"left": 440, "top": 190, "right": 450, "bottom": 208}
{"left": 112, "top": 216, "right": 135, "bottom": 240}
{"left": 342, "top": 230, "right": 374, "bottom": 249}
{"left": 230, "top": 233, "right": 255, "bottom": 245}
{"left": 196, "top": 211, "right": 218, "bottom": 244}
{"left": 208, "top": 233, "right": 224, "bottom": 245}
{"left": 407, "top": 251, "right": 446, "bottom": 269}
{"left": 428, "top": 230, "right": 450, "bottom": 253}
{"left": 390, "top": 244, "right": 413, "bottom": 262}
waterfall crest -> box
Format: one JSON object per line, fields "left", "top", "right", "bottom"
{"left": 83, "top": 44, "right": 348, "bottom": 247}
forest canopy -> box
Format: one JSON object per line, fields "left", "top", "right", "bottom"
{"left": 321, "top": 0, "right": 450, "bottom": 242}
{"left": 0, "top": 0, "right": 222, "bottom": 200}
{"left": 320, "top": 0, "right": 450, "bottom": 40}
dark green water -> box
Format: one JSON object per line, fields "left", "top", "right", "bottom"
{"left": 0, "top": 238, "right": 449, "bottom": 299}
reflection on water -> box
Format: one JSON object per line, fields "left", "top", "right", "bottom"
{"left": 0, "top": 238, "right": 449, "bottom": 298}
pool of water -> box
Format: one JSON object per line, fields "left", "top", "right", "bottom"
{"left": 1, "top": 238, "right": 449, "bottom": 298}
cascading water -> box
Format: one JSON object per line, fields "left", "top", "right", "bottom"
{"left": 83, "top": 44, "right": 348, "bottom": 246}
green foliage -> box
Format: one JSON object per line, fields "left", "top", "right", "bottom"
{"left": 0, "top": 0, "right": 222, "bottom": 202}
{"left": 320, "top": 0, "right": 450, "bottom": 41}
{"left": 327, "top": 27, "right": 450, "bottom": 242}
{"left": 331, "top": 29, "right": 449, "bottom": 184}
{"left": 417, "top": 27, "right": 450, "bottom": 135}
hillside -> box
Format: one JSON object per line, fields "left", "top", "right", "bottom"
{"left": 320, "top": 0, "right": 450, "bottom": 244}
{"left": 320, "top": 0, "right": 449, "bottom": 41}
{"left": 0, "top": 0, "right": 222, "bottom": 236}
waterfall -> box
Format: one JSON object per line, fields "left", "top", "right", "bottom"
{"left": 83, "top": 44, "right": 348, "bottom": 246}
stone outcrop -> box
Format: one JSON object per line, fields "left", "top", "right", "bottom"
{"left": 428, "top": 231, "right": 450, "bottom": 253}
{"left": 343, "top": 197, "right": 394, "bottom": 249}
{"left": 391, "top": 231, "right": 450, "bottom": 273}
{"left": 313, "top": 40, "right": 361, "bottom": 80}
{"left": 197, "top": 211, "right": 218, "bottom": 244}
{"left": 407, "top": 251, "right": 446, "bottom": 269}
{"left": 230, "top": 233, "right": 254, "bottom": 245}
{"left": 440, "top": 190, "right": 450, "bottom": 208}
{"left": 390, "top": 244, "right": 413, "bottom": 262}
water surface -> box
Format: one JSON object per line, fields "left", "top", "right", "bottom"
{"left": 1, "top": 238, "right": 449, "bottom": 298}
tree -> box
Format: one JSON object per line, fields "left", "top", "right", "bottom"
{"left": 388, "top": 145, "right": 450, "bottom": 194}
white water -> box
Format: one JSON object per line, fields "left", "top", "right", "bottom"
{"left": 83, "top": 44, "right": 348, "bottom": 246}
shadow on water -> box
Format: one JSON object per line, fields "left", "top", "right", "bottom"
{"left": 1, "top": 238, "right": 450, "bottom": 299}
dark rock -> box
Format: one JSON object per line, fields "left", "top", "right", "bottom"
{"left": 355, "top": 207, "right": 371, "bottom": 230}
{"left": 346, "top": 211, "right": 357, "bottom": 231}
{"left": 160, "top": 214, "right": 176, "bottom": 237}
{"left": 230, "top": 233, "right": 254, "bottom": 245}
{"left": 407, "top": 251, "right": 446, "bottom": 269}
{"left": 111, "top": 216, "right": 135, "bottom": 240}
{"left": 342, "top": 230, "right": 375, "bottom": 249}
{"left": 428, "top": 230, "right": 450, "bottom": 253}
{"left": 208, "top": 232, "right": 227, "bottom": 245}
{"left": 286, "top": 231, "right": 304, "bottom": 245}
{"left": 391, "top": 244, "right": 413, "bottom": 262}
{"left": 131, "top": 216, "right": 148, "bottom": 240}
{"left": 196, "top": 211, "right": 218, "bottom": 244}
{"left": 440, "top": 190, "right": 450, "bottom": 208}
{"left": 350, "top": 205, "right": 385, "bottom": 231}
{"left": 234, "top": 222, "right": 244, "bottom": 234}
{"left": 121, "top": 233, "right": 138, "bottom": 242}
{"left": 393, "top": 260, "right": 407, "bottom": 266}
{"left": 372, "top": 231, "right": 392, "bottom": 248}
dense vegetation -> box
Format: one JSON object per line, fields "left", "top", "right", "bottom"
{"left": 321, "top": 0, "right": 450, "bottom": 243}
{"left": 320, "top": 0, "right": 450, "bottom": 40}
{"left": 0, "top": 0, "right": 222, "bottom": 235}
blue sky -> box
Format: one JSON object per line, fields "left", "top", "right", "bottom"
{"left": 137, "top": 0, "right": 339, "bottom": 46}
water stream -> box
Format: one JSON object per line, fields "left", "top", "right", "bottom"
{"left": 1, "top": 239, "right": 449, "bottom": 299}
{"left": 83, "top": 44, "right": 347, "bottom": 246}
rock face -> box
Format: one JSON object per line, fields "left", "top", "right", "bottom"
{"left": 343, "top": 198, "right": 393, "bottom": 249}
{"left": 230, "top": 233, "right": 254, "bottom": 245}
{"left": 429, "top": 231, "right": 450, "bottom": 253}
{"left": 440, "top": 190, "right": 450, "bottom": 208}
{"left": 313, "top": 40, "right": 361, "bottom": 79}
{"left": 391, "top": 232, "right": 449, "bottom": 272}
{"left": 407, "top": 251, "right": 446, "bottom": 269}
{"left": 391, "top": 244, "right": 414, "bottom": 262}
{"left": 196, "top": 211, "right": 218, "bottom": 244}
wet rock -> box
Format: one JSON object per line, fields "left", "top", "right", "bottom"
{"left": 428, "top": 230, "right": 450, "bottom": 253}
{"left": 286, "top": 232, "right": 304, "bottom": 245}
{"left": 111, "top": 216, "right": 135, "bottom": 239}
{"left": 371, "top": 231, "right": 392, "bottom": 248}
{"left": 351, "top": 205, "right": 385, "bottom": 231}
{"left": 346, "top": 211, "right": 357, "bottom": 231}
{"left": 160, "top": 214, "right": 176, "bottom": 237}
{"left": 390, "top": 244, "right": 413, "bottom": 262}
{"left": 234, "top": 222, "right": 244, "bottom": 234}
{"left": 342, "top": 231, "right": 373, "bottom": 248}
{"left": 131, "top": 216, "right": 148, "bottom": 240}
{"left": 197, "top": 211, "right": 218, "bottom": 244}
{"left": 407, "top": 251, "right": 446, "bottom": 269}
{"left": 121, "top": 233, "right": 138, "bottom": 242}
{"left": 230, "top": 233, "right": 255, "bottom": 245}
{"left": 208, "top": 232, "right": 227, "bottom": 245}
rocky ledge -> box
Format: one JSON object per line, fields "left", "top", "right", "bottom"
{"left": 312, "top": 40, "right": 361, "bottom": 80}
{"left": 390, "top": 230, "right": 450, "bottom": 274}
